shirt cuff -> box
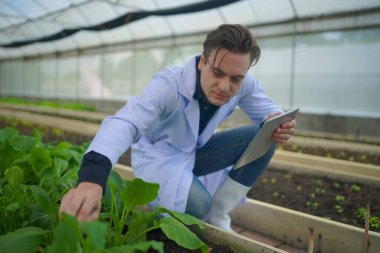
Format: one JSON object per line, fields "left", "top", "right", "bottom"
{"left": 78, "top": 151, "right": 112, "bottom": 194}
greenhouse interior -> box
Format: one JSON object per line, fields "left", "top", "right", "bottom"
{"left": 0, "top": 0, "right": 379, "bottom": 252}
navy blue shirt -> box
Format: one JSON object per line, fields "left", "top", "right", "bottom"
{"left": 79, "top": 56, "right": 219, "bottom": 193}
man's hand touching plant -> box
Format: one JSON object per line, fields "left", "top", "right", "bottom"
{"left": 59, "top": 182, "right": 103, "bottom": 222}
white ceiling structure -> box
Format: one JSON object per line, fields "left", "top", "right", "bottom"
{"left": 0, "top": 0, "right": 380, "bottom": 60}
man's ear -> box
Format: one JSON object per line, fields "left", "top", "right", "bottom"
{"left": 198, "top": 53, "right": 205, "bottom": 70}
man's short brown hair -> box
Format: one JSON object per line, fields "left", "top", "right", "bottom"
{"left": 203, "top": 24, "right": 261, "bottom": 66}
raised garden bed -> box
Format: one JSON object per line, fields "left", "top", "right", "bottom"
{"left": 278, "top": 142, "right": 380, "bottom": 166}
{"left": 1, "top": 116, "right": 379, "bottom": 235}
{"left": 248, "top": 167, "right": 380, "bottom": 232}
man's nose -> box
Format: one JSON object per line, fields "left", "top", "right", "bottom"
{"left": 218, "top": 77, "right": 230, "bottom": 92}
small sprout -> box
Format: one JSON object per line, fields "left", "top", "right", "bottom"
{"left": 335, "top": 195, "right": 345, "bottom": 202}
{"left": 314, "top": 188, "right": 325, "bottom": 194}
{"left": 361, "top": 154, "right": 367, "bottom": 160}
{"left": 335, "top": 205, "right": 344, "bottom": 213}
{"left": 283, "top": 173, "right": 292, "bottom": 180}
{"left": 306, "top": 201, "right": 319, "bottom": 210}
{"left": 262, "top": 178, "right": 268, "bottom": 183}
{"left": 296, "top": 185, "right": 302, "bottom": 191}
{"left": 339, "top": 150, "right": 346, "bottom": 157}
{"left": 356, "top": 207, "right": 366, "bottom": 221}
{"left": 272, "top": 192, "right": 279, "bottom": 198}
{"left": 326, "top": 153, "right": 332, "bottom": 158}
{"left": 315, "top": 179, "right": 323, "bottom": 186}
{"left": 350, "top": 184, "right": 361, "bottom": 193}
{"left": 291, "top": 144, "right": 298, "bottom": 151}
{"left": 270, "top": 178, "right": 277, "bottom": 184}
{"left": 333, "top": 182, "right": 341, "bottom": 189}
{"left": 349, "top": 156, "right": 355, "bottom": 161}
{"left": 310, "top": 193, "right": 316, "bottom": 199}
{"left": 369, "top": 217, "right": 380, "bottom": 229}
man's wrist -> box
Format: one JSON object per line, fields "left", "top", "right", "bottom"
{"left": 78, "top": 151, "right": 112, "bottom": 194}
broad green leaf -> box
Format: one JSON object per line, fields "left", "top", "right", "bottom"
{"left": 81, "top": 221, "right": 108, "bottom": 252}
{"left": 6, "top": 202, "right": 19, "bottom": 212}
{"left": 105, "top": 241, "right": 164, "bottom": 253}
{"left": 0, "top": 226, "right": 47, "bottom": 253}
{"left": 0, "top": 140, "right": 25, "bottom": 173}
{"left": 49, "top": 148, "right": 73, "bottom": 160}
{"left": 120, "top": 178, "right": 159, "bottom": 210}
{"left": 10, "top": 135, "right": 39, "bottom": 151}
{"left": 29, "top": 146, "right": 52, "bottom": 177}
{"left": 52, "top": 214, "right": 82, "bottom": 253}
{"left": 103, "top": 171, "right": 124, "bottom": 213}
{"left": 29, "top": 204, "right": 51, "bottom": 229}
{"left": 57, "top": 141, "right": 73, "bottom": 149}
{"left": 54, "top": 157, "right": 69, "bottom": 175}
{"left": 125, "top": 210, "right": 161, "bottom": 242}
{"left": 57, "top": 168, "right": 78, "bottom": 192}
{"left": 67, "top": 149, "right": 83, "bottom": 164}
{"left": 0, "top": 127, "right": 19, "bottom": 143}
{"left": 5, "top": 166, "right": 24, "bottom": 188}
{"left": 159, "top": 217, "right": 207, "bottom": 252}
{"left": 31, "top": 185, "right": 52, "bottom": 215}
{"left": 32, "top": 128, "right": 42, "bottom": 142}
{"left": 157, "top": 206, "right": 205, "bottom": 229}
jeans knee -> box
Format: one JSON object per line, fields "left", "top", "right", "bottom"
{"left": 186, "top": 193, "right": 211, "bottom": 219}
{"left": 185, "top": 176, "right": 212, "bottom": 219}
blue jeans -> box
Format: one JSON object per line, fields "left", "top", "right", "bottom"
{"left": 185, "top": 125, "right": 276, "bottom": 218}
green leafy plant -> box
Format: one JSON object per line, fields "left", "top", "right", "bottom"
{"left": 335, "top": 205, "right": 344, "bottom": 213}
{"left": 356, "top": 207, "right": 366, "bottom": 221}
{"left": 104, "top": 173, "right": 208, "bottom": 252}
{"left": 369, "top": 217, "right": 380, "bottom": 229}
{"left": 0, "top": 127, "right": 209, "bottom": 252}
{"left": 335, "top": 195, "right": 345, "bottom": 202}
{"left": 333, "top": 182, "right": 340, "bottom": 189}
{"left": 306, "top": 201, "right": 319, "bottom": 210}
{"left": 350, "top": 184, "right": 361, "bottom": 193}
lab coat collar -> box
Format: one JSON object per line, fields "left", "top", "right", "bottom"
{"left": 178, "top": 55, "right": 198, "bottom": 101}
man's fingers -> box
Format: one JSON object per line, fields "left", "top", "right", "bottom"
{"left": 77, "top": 194, "right": 101, "bottom": 222}
{"left": 59, "top": 189, "right": 85, "bottom": 217}
{"left": 59, "top": 182, "right": 103, "bottom": 222}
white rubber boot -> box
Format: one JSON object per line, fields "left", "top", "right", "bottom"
{"left": 208, "top": 176, "right": 251, "bottom": 232}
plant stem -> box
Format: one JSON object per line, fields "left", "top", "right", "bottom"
{"left": 126, "top": 225, "right": 160, "bottom": 244}
{"left": 363, "top": 204, "right": 370, "bottom": 253}
{"left": 108, "top": 186, "right": 115, "bottom": 243}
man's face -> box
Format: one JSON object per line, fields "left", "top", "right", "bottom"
{"left": 198, "top": 48, "right": 251, "bottom": 106}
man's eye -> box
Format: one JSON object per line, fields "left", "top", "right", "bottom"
{"left": 213, "top": 72, "right": 224, "bottom": 77}
{"left": 231, "top": 78, "right": 241, "bottom": 83}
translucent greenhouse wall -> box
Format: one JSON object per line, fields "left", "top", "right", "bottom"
{"left": 0, "top": 27, "right": 379, "bottom": 118}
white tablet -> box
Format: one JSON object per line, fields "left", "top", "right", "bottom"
{"left": 233, "top": 108, "right": 299, "bottom": 170}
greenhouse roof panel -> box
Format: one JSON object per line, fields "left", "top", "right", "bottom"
{"left": 0, "top": 0, "right": 380, "bottom": 59}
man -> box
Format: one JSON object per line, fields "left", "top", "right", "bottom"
{"left": 60, "top": 24, "right": 296, "bottom": 232}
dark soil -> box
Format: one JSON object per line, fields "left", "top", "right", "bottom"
{"left": 278, "top": 142, "right": 380, "bottom": 166}
{"left": 147, "top": 229, "right": 234, "bottom": 253}
{"left": 248, "top": 167, "right": 380, "bottom": 232}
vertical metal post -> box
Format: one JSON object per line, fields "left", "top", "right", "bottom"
{"left": 37, "top": 58, "right": 41, "bottom": 99}
{"left": 55, "top": 56, "right": 59, "bottom": 100}
{"left": 289, "top": 0, "right": 298, "bottom": 110}
{"left": 75, "top": 54, "right": 80, "bottom": 102}
{"left": 21, "top": 59, "right": 25, "bottom": 98}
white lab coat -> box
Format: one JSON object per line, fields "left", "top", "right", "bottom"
{"left": 87, "top": 55, "right": 281, "bottom": 212}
